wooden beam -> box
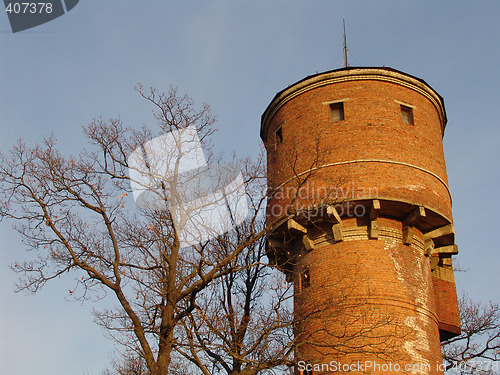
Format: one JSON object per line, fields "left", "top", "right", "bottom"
{"left": 332, "top": 223, "right": 343, "bottom": 242}
{"left": 370, "top": 199, "right": 381, "bottom": 220}
{"left": 369, "top": 200, "right": 380, "bottom": 239}
{"left": 287, "top": 219, "right": 307, "bottom": 234}
{"left": 424, "top": 224, "right": 454, "bottom": 241}
{"left": 326, "top": 205, "right": 342, "bottom": 223}
{"left": 369, "top": 220, "right": 379, "bottom": 239}
{"left": 403, "top": 206, "right": 426, "bottom": 227}
{"left": 302, "top": 235, "right": 315, "bottom": 251}
{"left": 442, "top": 257, "right": 453, "bottom": 267}
{"left": 403, "top": 225, "right": 414, "bottom": 245}
{"left": 432, "top": 244, "right": 458, "bottom": 255}
{"left": 425, "top": 239, "right": 435, "bottom": 257}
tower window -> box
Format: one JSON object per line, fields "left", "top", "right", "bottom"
{"left": 401, "top": 105, "right": 414, "bottom": 125}
{"left": 299, "top": 268, "right": 310, "bottom": 290}
{"left": 330, "top": 102, "right": 345, "bottom": 122}
{"left": 274, "top": 127, "right": 283, "bottom": 150}
{"left": 275, "top": 127, "right": 283, "bottom": 143}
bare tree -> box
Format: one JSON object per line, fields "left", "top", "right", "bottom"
{"left": 442, "top": 294, "right": 500, "bottom": 374}
{"left": 102, "top": 350, "right": 149, "bottom": 375}
{"left": 1, "top": 85, "right": 409, "bottom": 375}
{"left": 0, "top": 85, "right": 279, "bottom": 375}
{"left": 175, "top": 223, "right": 295, "bottom": 375}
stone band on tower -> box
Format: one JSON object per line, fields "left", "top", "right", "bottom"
{"left": 261, "top": 67, "right": 460, "bottom": 374}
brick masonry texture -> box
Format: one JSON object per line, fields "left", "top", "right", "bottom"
{"left": 264, "top": 74, "right": 451, "bottom": 221}
{"left": 293, "top": 228, "right": 443, "bottom": 374}
{"left": 262, "top": 68, "right": 460, "bottom": 374}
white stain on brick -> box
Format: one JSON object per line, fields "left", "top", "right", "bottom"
{"left": 384, "top": 239, "right": 432, "bottom": 373}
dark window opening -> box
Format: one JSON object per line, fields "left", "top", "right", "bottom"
{"left": 300, "top": 269, "right": 310, "bottom": 290}
{"left": 274, "top": 127, "right": 283, "bottom": 150}
{"left": 401, "top": 105, "right": 414, "bottom": 125}
{"left": 330, "top": 102, "right": 345, "bottom": 122}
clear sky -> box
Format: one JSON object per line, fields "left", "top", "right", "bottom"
{"left": 1, "top": 1, "right": 499, "bottom": 374}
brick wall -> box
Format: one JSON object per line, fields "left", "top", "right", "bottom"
{"left": 262, "top": 68, "right": 459, "bottom": 374}
{"left": 293, "top": 219, "right": 443, "bottom": 374}
{"left": 264, "top": 74, "right": 451, "bottom": 221}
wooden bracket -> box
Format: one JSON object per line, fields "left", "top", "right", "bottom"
{"left": 369, "top": 200, "right": 380, "bottom": 239}
{"left": 369, "top": 221, "right": 380, "bottom": 239}
{"left": 425, "top": 239, "right": 435, "bottom": 257}
{"left": 403, "top": 225, "right": 414, "bottom": 245}
{"left": 326, "top": 205, "right": 342, "bottom": 223}
{"left": 402, "top": 206, "right": 425, "bottom": 245}
{"left": 403, "top": 206, "right": 426, "bottom": 227}
{"left": 326, "top": 205, "right": 343, "bottom": 242}
{"left": 442, "top": 257, "right": 453, "bottom": 267}
{"left": 432, "top": 244, "right": 458, "bottom": 256}
{"left": 424, "top": 224, "right": 454, "bottom": 241}
{"left": 287, "top": 219, "right": 307, "bottom": 234}
{"left": 302, "top": 235, "right": 315, "bottom": 251}
{"left": 370, "top": 199, "right": 381, "bottom": 221}
{"left": 332, "top": 223, "right": 343, "bottom": 242}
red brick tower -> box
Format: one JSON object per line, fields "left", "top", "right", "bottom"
{"left": 261, "top": 67, "right": 460, "bottom": 374}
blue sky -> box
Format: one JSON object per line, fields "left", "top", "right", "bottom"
{"left": 1, "top": 1, "right": 499, "bottom": 374}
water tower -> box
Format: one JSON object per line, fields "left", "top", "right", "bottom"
{"left": 261, "top": 67, "right": 460, "bottom": 374}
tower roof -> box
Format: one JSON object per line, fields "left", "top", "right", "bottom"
{"left": 260, "top": 67, "right": 447, "bottom": 141}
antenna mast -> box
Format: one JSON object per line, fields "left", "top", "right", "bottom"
{"left": 343, "top": 19, "right": 348, "bottom": 68}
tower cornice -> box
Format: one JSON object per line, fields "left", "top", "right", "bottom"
{"left": 260, "top": 67, "right": 447, "bottom": 141}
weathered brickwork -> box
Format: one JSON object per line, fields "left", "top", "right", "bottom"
{"left": 294, "top": 226, "right": 442, "bottom": 374}
{"left": 261, "top": 68, "right": 460, "bottom": 374}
